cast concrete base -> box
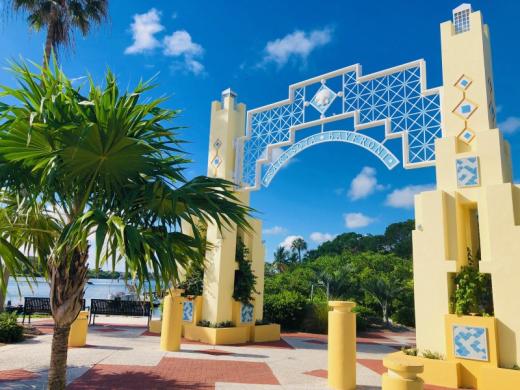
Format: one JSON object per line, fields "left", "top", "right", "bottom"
{"left": 183, "top": 323, "right": 281, "bottom": 345}
{"left": 387, "top": 351, "right": 520, "bottom": 389}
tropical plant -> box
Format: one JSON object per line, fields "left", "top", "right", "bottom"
{"left": 450, "top": 249, "right": 493, "bottom": 316}
{"left": 272, "top": 246, "right": 290, "bottom": 273}
{"left": 291, "top": 237, "right": 307, "bottom": 262}
{"left": 0, "top": 60, "right": 251, "bottom": 389}
{"left": 233, "top": 237, "right": 257, "bottom": 304}
{"left": 263, "top": 290, "right": 307, "bottom": 329}
{"left": 350, "top": 252, "right": 412, "bottom": 325}
{"left": 0, "top": 312, "right": 24, "bottom": 343}
{"left": 8, "top": 0, "right": 109, "bottom": 65}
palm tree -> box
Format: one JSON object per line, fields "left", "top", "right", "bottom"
{"left": 9, "top": 0, "right": 109, "bottom": 65}
{"left": 0, "top": 60, "right": 252, "bottom": 390}
{"left": 291, "top": 238, "right": 307, "bottom": 262}
{"left": 272, "top": 247, "right": 289, "bottom": 273}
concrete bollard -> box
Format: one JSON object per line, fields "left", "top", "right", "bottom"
{"left": 382, "top": 357, "right": 424, "bottom": 390}
{"left": 328, "top": 301, "right": 357, "bottom": 390}
{"left": 68, "top": 310, "right": 89, "bottom": 347}
{"left": 160, "top": 290, "right": 185, "bottom": 352}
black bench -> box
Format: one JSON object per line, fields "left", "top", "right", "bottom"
{"left": 89, "top": 299, "right": 152, "bottom": 326}
{"left": 22, "top": 297, "right": 86, "bottom": 324}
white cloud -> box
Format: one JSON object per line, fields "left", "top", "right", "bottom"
{"left": 263, "top": 226, "right": 288, "bottom": 235}
{"left": 499, "top": 116, "right": 520, "bottom": 134}
{"left": 385, "top": 184, "right": 434, "bottom": 209}
{"left": 125, "top": 9, "right": 164, "bottom": 54}
{"left": 344, "top": 213, "right": 375, "bottom": 229}
{"left": 163, "top": 30, "right": 203, "bottom": 57}
{"left": 279, "top": 235, "right": 303, "bottom": 250}
{"left": 310, "top": 232, "right": 335, "bottom": 244}
{"left": 163, "top": 30, "right": 205, "bottom": 75}
{"left": 262, "top": 27, "right": 333, "bottom": 67}
{"left": 347, "top": 166, "right": 386, "bottom": 200}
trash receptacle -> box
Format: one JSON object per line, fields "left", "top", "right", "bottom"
{"left": 68, "top": 311, "right": 89, "bottom": 347}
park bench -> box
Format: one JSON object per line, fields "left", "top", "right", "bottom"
{"left": 89, "top": 298, "right": 152, "bottom": 326}
{"left": 22, "top": 297, "right": 85, "bottom": 324}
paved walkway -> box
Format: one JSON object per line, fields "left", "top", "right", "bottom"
{"left": 0, "top": 317, "right": 443, "bottom": 389}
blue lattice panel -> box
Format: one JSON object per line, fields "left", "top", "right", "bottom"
{"left": 239, "top": 60, "right": 442, "bottom": 190}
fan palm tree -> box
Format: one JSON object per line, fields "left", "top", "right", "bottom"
{"left": 0, "top": 60, "right": 252, "bottom": 390}
{"left": 272, "top": 246, "right": 289, "bottom": 273}
{"left": 291, "top": 238, "right": 307, "bottom": 262}
{"left": 9, "top": 0, "right": 109, "bottom": 65}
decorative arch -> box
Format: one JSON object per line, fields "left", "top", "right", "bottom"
{"left": 261, "top": 130, "right": 399, "bottom": 187}
{"left": 235, "top": 60, "right": 442, "bottom": 191}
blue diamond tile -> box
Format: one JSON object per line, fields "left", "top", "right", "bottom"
{"left": 461, "top": 104, "right": 472, "bottom": 114}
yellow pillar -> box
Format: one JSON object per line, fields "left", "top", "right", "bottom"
{"left": 68, "top": 311, "right": 88, "bottom": 347}
{"left": 160, "top": 290, "right": 184, "bottom": 351}
{"left": 382, "top": 358, "right": 424, "bottom": 390}
{"left": 328, "top": 301, "right": 356, "bottom": 390}
{"left": 202, "top": 89, "right": 253, "bottom": 324}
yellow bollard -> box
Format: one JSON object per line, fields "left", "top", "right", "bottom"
{"left": 68, "top": 311, "right": 89, "bottom": 347}
{"left": 160, "top": 290, "right": 184, "bottom": 351}
{"left": 382, "top": 357, "right": 424, "bottom": 390}
{"left": 328, "top": 301, "right": 357, "bottom": 390}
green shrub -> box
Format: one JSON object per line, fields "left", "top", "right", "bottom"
{"left": 233, "top": 238, "right": 258, "bottom": 305}
{"left": 421, "top": 350, "right": 444, "bottom": 360}
{"left": 401, "top": 347, "right": 418, "bottom": 356}
{"left": 0, "top": 312, "right": 24, "bottom": 343}
{"left": 450, "top": 249, "right": 493, "bottom": 316}
{"left": 263, "top": 290, "right": 306, "bottom": 330}
{"left": 196, "top": 320, "right": 234, "bottom": 328}
{"left": 353, "top": 305, "right": 378, "bottom": 331}
{"left": 302, "top": 300, "right": 329, "bottom": 334}
{"left": 255, "top": 318, "right": 271, "bottom": 325}
{"left": 391, "top": 305, "right": 415, "bottom": 327}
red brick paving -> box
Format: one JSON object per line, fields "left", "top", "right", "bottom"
{"left": 0, "top": 369, "right": 39, "bottom": 382}
{"left": 303, "top": 369, "right": 328, "bottom": 379}
{"left": 68, "top": 356, "right": 279, "bottom": 390}
{"left": 358, "top": 358, "right": 386, "bottom": 375}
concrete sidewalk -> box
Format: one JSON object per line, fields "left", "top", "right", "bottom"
{"left": 0, "top": 317, "right": 430, "bottom": 389}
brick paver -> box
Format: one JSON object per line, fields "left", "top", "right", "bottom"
{"left": 68, "top": 357, "right": 279, "bottom": 390}
{"left": 0, "top": 369, "right": 39, "bottom": 382}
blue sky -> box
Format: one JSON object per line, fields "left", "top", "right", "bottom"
{"left": 1, "top": 1, "right": 519, "bottom": 261}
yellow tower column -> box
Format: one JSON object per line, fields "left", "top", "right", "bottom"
{"left": 328, "top": 301, "right": 356, "bottom": 390}
{"left": 203, "top": 89, "right": 250, "bottom": 324}
{"left": 414, "top": 4, "right": 520, "bottom": 371}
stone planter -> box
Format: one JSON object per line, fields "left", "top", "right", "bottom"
{"left": 251, "top": 323, "right": 280, "bottom": 343}
{"left": 184, "top": 323, "right": 249, "bottom": 345}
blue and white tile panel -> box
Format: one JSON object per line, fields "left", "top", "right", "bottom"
{"left": 456, "top": 156, "right": 480, "bottom": 187}
{"left": 183, "top": 301, "right": 194, "bottom": 322}
{"left": 453, "top": 324, "right": 489, "bottom": 361}
{"left": 241, "top": 303, "right": 254, "bottom": 324}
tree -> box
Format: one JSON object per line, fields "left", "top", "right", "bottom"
{"left": 291, "top": 238, "right": 307, "bottom": 262}
{"left": 350, "top": 252, "right": 412, "bottom": 325}
{"left": 383, "top": 219, "right": 414, "bottom": 259}
{"left": 9, "top": 0, "right": 109, "bottom": 65}
{"left": 0, "top": 61, "right": 252, "bottom": 390}
{"left": 272, "top": 246, "right": 289, "bottom": 273}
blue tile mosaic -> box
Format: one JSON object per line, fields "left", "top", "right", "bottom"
{"left": 183, "top": 301, "right": 194, "bottom": 322}
{"left": 456, "top": 156, "right": 479, "bottom": 187}
{"left": 240, "top": 303, "right": 254, "bottom": 324}
{"left": 453, "top": 325, "right": 489, "bottom": 361}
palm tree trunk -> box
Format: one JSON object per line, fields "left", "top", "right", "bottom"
{"left": 47, "top": 247, "right": 89, "bottom": 389}
{"left": 44, "top": 28, "right": 53, "bottom": 67}
{"left": 48, "top": 324, "right": 71, "bottom": 389}
{"left": 0, "top": 267, "right": 9, "bottom": 312}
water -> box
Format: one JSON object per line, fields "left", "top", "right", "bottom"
{"left": 6, "top": 277, "right": 138, "bottom": 308}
